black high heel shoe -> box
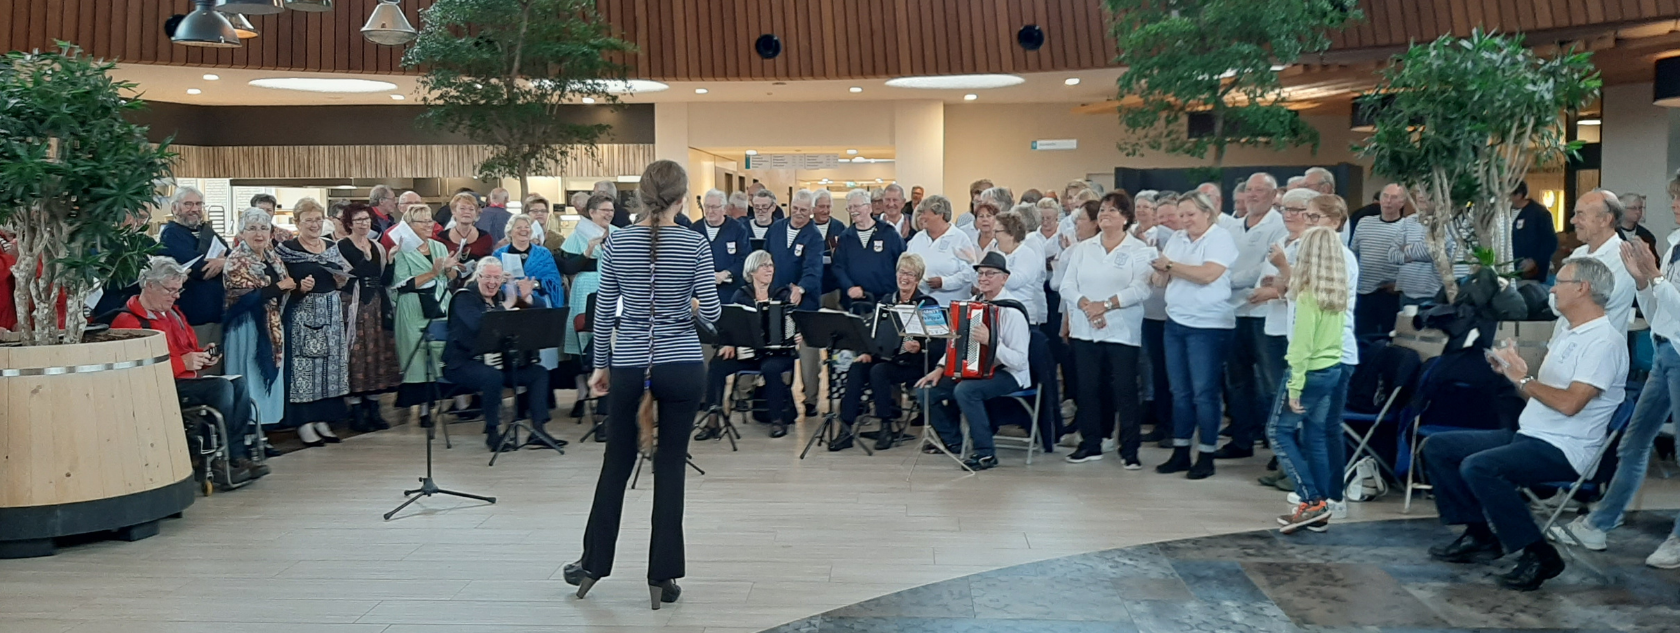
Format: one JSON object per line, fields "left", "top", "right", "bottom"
{"left": 649, "top": 579, "right": 681, "bottom": 610}
{"left": 563, "top": 562, "right": 600, "bottom": 598}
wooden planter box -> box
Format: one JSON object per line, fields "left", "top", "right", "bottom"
{"left": 0, "top": 330, "right": 196, "bottom": 558}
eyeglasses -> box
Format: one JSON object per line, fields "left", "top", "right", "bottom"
{"left": 161, "top": 285, "right": 184, "bottom": 297}
{"left": 977, "top": 270, "right": 1006, "bottom": 278}
{"left": 1555, "top": 278, "right": 1585, "bottom": 285}
{"left": 1301, "top": 213, "right": 1326, "bottom": 223}
{"left": 1283, "top": 206, "right": 1310, "bottom": 214}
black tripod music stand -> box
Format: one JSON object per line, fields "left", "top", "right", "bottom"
{"left": 791, "top": 309, "right": 881, "bottom": 459}
{"left": 694, "top": 304, "right": 768, "bottom": 450}
{"left": 383, "top": 370, "right": 497, "bottom": 520}
{"left": 473, "top": 307, "right": 569, "bottom": 466}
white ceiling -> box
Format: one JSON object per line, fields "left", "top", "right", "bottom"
{"left": 111, "top": 63, "right": 1126, "bottom": 107}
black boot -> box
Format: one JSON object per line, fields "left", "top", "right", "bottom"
{"left": 1499, "top": 542, "right": 1565, "bottom": 591}
{"left": 1155, "top": 446, "right": 1192, "bottom": 474}
{"left": 1187, "top": 450, "right": 1217, "bottom": 479}
{"left": 347, "top": 402, "right": 370, "bottom": 433}
{"left": 1429, "top": 526, "right": 1504, "bottom": 564}
{"left": 364, "top": 400, "right": 391, "bottom": 431}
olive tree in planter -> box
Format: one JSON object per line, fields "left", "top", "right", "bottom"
{"left": 0, "top": 44, "right": 190, "bottom": 559}
{"left": 1358, "top": 30, "right": 1599, "bottom": 300}
{"left": 0, "top": 44, "right": 172, "bottom": 345}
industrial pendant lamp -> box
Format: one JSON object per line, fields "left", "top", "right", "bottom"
{"left": 362, "top": 0, "right": 417, "bottom": 46}
{"left": 285, "top": 0, "right": 334, "bottom": 12}
{"left": 229, "top": 13, "right": 259, "bottom": 39}
{"left": 215, "top": 0, "right": 285, "bottom": 15}
{"left": 173, "top": 0, "right": 242, "bottom": 48}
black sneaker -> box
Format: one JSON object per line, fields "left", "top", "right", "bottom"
{"left": 828, "top": 430, "right": 855, "bottom": 452}
{"left": 1065, "top": 446, "right": 1104, "bottom": 463}
{"left": 963, "top": 455, "right": 998, "bottom": 471}
{"left": 769, "top": 423, "right": 788, "bottom": 438}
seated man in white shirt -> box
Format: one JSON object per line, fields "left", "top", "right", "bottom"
{"left": 1423, "top": 257, "right": 1628, "bottom": 591}
{"left": 915, "top": 252, "right": 1032, "bottom": 471}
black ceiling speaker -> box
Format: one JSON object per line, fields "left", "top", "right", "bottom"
{"left": 1017, "top": 25, "right": 1045, "bottom": 51}
{"left": 755, "top": 34, "right": 782, "bottom": 60}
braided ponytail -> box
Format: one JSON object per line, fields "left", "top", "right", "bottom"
{"left": 637, "top": 159, "right": 688, "bottom": 266}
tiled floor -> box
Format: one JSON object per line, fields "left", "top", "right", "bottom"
{"left": 4, "top": 411, "right": 1680, "bottom": 633}
{"left": 763, "top": 513, "right": 1680, "bottom": 632}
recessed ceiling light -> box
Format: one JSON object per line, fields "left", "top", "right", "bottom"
{"left": 249, "top": 77, "right": 399, "bottom": 93}
{"left": 333, "top": 185, "right": 356, "bottom": 190}
{"left": 694, "top": 88, "right": 708, "bottom": 94}
{"left": 1064, "top": 77, "right": 1080, "bottom": 86}
{"left": 575, "top": 79, "right": 669, "bottom": 94}
{"left": 390, "top": 94, "right": 405, "bottom": 100}
{"left": 849, "top": 86, "right": 863, "bottom": 93}
{"left": 963, "top": 94, "right": 978, "bottom": 101}
{"left": 186, "top": 88, "right": 202, "bottom": 95}
{"left": 846, "top": 149, "right": 858, "bottom": 155}
{"left": 1578, "top": 118, "right": 1602, "bottom": 126}
{"left": 875, "top": 178, "right": 884, "bottom": 183}
{"left": 745, "top": 149, "right": 759, "bottom": 156}
{"left": 581, "top": 97, "right": 595, "bottom": 104}
{"left": 885, "top": 74, "right": 1025, "bottom": 90}
{"left": 203, "top": 74, "right": 221, "bottom": 81}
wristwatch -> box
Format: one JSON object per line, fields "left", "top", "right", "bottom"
{"left": 1103, "top": 298, "right": 1117, "bottom": 311}
{"left": 1518, "top": 377, "right": 1535, "bottom": 393}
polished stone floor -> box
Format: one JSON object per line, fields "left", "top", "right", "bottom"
{"left": 761, "top": 513, "right": 1680, "bottom": 633}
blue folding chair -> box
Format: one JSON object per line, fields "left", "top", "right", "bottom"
{"left": 1342, "top": 343, "right": 1422, "bottom": 486}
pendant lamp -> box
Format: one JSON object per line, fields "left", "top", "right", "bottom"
{"left": 174, "top": 0, "right": 242, "bottom": 48}
{"left": 215, "top": 0, "right": 285, "bottom": 15}
{"left": 362, "top": 0, "right": 418, "bottom": 46}
{"left": 285, "top": 0, "right": 334, "bottom": 12}
{"left": 230, "top": 13, "right": 259, "bottom": 39}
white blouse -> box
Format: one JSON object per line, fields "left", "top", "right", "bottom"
{"left": 1059, "top": 232, "right": 1158, "bottom": 346}
{"left": 1162, "top": 224, "right": 1239, "bottom": 330}
{"left": 998, "top": 243, "right": 1047, "bottom": 325}
{"left": 906, "top": 226, "right": 978, "bottom": 306}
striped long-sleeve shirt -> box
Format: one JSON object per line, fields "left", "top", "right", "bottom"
{"left": 591, "top": 225, "right": 723, "bottom": 369}
{"left": 1349, "top": 214, "right": 1406, "bottom": 294}
{"left": 1387, "top": 215, "right": 1470, "bottom": 300}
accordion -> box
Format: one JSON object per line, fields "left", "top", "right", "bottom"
{"left": 759, "top": 301, "right": 798, "bottom": 350}
{"left": 943, "top": 301, "right": 999, "bottom": 380}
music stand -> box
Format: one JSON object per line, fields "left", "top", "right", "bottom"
{"left": 385, "top": 318, "right": 496, "bottom": 520}
{"left": 791, "top": 310, "right": 881, "bottom": 458}
{"left": 694, "top": 304, "right": 766, "bottom": 450}
{"left": 474, "top": 307, "right": 569, "bottom": 466}
{"left": 899, "top": 307, "right": 973, "bottom": 476}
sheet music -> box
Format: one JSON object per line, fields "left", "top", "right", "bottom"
{"left": 891, "top": 305, "right": 924, "bottom": 337}
{"left": 206, "top": 238, "right": 228, "bottom": 260}
{"left": 387, "top": 220, "right": 423, "bottom": 254}
{"left": 499, "top": 252, "right": 525, "bottom": 279}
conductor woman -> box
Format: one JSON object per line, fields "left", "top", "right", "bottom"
{"left": 565, "top": 160, "right": 722, "bottom": 609}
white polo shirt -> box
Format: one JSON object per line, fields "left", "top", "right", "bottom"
{"left": 1228, "top": 210, "right": 1289, "bottom": 318}
{"left": 1163, "top": 224, "right": 1239, "bottom": 330}
{"left": 1519, "top": 315, "right": 1628, "bottom": 475}
{"left": 999, "top": 243, "right": 1048, "bottom": 325}
{"left": 907, "top": 225, "right": 978, "bottom": 306}
{"left": 1059, "top": 233, "right": 1158, "bottom": 346}
{"left": 1560, "top": 234, "right": 1636, "bottom": 337}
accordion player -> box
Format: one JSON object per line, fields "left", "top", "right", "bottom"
{"left": 912, "top": 251, "right": 1033, "bottom": 470}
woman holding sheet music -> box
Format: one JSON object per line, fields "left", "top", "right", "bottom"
{"left": 390, "top": 204, "right": 459, "bottom": 416}
{"left": 566, "top": 159, "right": 721, "bottom": 611}
{"left": 697, "top": 249, "right": 799, "bottom": 440}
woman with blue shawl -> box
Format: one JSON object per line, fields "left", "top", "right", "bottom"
{"left": 223, "top": 208, "right": 293, "bottom": 430}
{"left": 494, "top": 213, "right": 566, "bottom": 371}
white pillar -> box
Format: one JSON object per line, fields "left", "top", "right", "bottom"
{"left": 894, "top": 101, "right": 945, "bottom": 197}
{"left": 1601, "top": 83, "right": 1677, "bottom": 239}
{"left": 654, "top": 102, "right": 691, "bottom": 177}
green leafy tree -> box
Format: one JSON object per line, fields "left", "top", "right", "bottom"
{"left": 1106, "top": 0, "right": 1361, "bottom": 167}
{"left": 1358, "top": 30, "right": 1600, "bottom": 299}
{"left": 0, "top": 44, "right": 172, "bottom": 345}
{"left": 404, "top": 0, "right": 634, "bottom": 195}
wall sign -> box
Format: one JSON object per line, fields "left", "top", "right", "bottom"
{"left": 1031, "top": 139, "right": 1078, "bottom": 151}
{"left": 746, "top": 154, "right": 841, "bottom": 170}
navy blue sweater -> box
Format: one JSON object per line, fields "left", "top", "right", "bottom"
{"left": 1511, "top": 200, "right": 1558, "bottom": 280}
{"left": 764, "top": 219, "right": 824, "bottom": 309}
{"left": 810, "top": 217, "right": 847, "bottom": 297}
{"left": 158, "top": 221, "right": 228, "bottom": 326}
{"left": 693, "top": 217, "right": 752, "bottom": 299}
{"left": 833, "top": 221, "right": 907, "bottom": 309}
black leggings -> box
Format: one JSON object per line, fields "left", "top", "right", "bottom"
{"left": 579, "top": 363, "right": 704, "bottom": 583}
{"left": 1072, "top": 339, "right": 1142, "bottom": 459}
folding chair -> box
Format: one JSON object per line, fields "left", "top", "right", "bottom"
{"left": 991, "top": 388, "right": 1043, "bottom": 464}
{"left": 1341, "top": 343, "right": 1422, "bottom": 485}
{"left": 1526, "top": 382, "right": 1640, "bottom": 580}
{"left": 1398, "top": 350, "right": 1524, "bottom": 513}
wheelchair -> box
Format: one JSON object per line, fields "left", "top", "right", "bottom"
{"left": 182, "top": 396, "right": 266, "bottom": 495}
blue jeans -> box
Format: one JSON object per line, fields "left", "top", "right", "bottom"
{"left": 1425, "top": 430, "right": 1577, "bottom": 553}
{"left": 1327, "top": 363, "right": 1352, "bottom": 502}
{"left": 1164, "top": 320, "right": 1233, "bottom": 452}
{"left": 1268, "top": 366, "right": 1343, "bottom": 502}
{"left": 1225, "top": 317, "right": 1285, "bottom": 449}
{"left": 1589, "top": 341, "right": 1680, "bottom": 536}
{"left": 928, "top": 373, "right": 1025, "bottom": 458}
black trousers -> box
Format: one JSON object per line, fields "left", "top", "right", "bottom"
{"left": 1143, "top": 318, "right": 1171, "bottom": 427}
{"left": 580, "top": 363, "right": 704, "bottom": 583}
{"left": 177, "top": 375, "right": 254, "bottom": 460}
{"left": 838, "top": 360, "right": 924, "bottom": 424}
{"left": 704, "top": 355, "right": 795, "bottom": 424}
{"left": 1072, "top": 339, "right": 1142, "bottom": 459}
{"left": 443, "top": 362, "right": 550, "bottom": 433}
{"left": 1355, "top": 289, "right": 1401, "bottom": 339}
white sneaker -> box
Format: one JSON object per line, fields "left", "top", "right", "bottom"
{"left": 1647, "top": 535, "right": 1680, "bottom": 569}
{"left": 297, "top": 423, "right": 322, "bottom": 444}
{"left": 1328, "top": 500, "right": 1347, "bottom": 520}
{"left": 1101, "top": 437, "right": 1117, "bottom": 453}
{"left": 1545, "top": 515, "right": 1608, "bottom": 551}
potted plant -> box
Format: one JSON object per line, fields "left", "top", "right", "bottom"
{"left": 0, "top": 43, "right": 193, "bottom": 558}
{"left": 1358, "top": 30, "right": 1601, "bottom": 301}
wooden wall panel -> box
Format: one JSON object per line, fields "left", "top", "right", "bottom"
{"left": 171, "top": 143, "right": 656, "bottom": 179}
{"left": 5, "top": 1, "right": 1680, "bottom": 79}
